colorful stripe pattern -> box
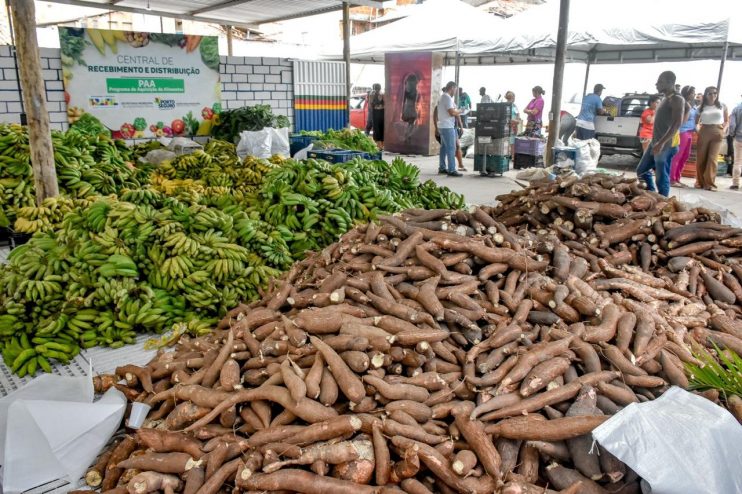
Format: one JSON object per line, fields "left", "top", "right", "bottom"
{"left": 293, "top": 61, "right": 348, "bottom": 132}
{"left": 295, "top": 109, "right": 348, "bottom": 132}
{"left": 294, "top": 95, "right": 346, "bottom": 110}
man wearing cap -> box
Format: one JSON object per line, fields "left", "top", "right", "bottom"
{"left": 575, "top": 84, "right": 608, "bottom": 140}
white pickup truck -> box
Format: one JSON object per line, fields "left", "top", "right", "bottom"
{"left": 594, "top": 93, "right": 651, "bottom": 158}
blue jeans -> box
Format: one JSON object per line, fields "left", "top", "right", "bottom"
{"left": 575, "top": 126, "right": 595, "bottom": 140}
{"left": 636, "top": 145, "right": 678, "bottom": 197}
{"left": 439, "top": 127, "right": 457, "bottom": 173}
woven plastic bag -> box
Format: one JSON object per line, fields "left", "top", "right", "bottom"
{"left": 592, "top": 386, "right": 742, "bottom": 494}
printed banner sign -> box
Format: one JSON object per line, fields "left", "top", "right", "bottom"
{"left": 59, "top": 28, "right": 222, "bottom": 139}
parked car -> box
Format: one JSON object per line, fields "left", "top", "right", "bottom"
{"left": 349, "top": 94, "right": 369, "bottom": 131}
{"left": 594, "top": 93, "right": 652, "bottom": 157}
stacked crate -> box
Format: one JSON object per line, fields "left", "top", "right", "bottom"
{"left": 514, "top": 137, "right": 546, "bottom": 169}
{"left": 474, "top": 103, "right": 512, "bottom": 176}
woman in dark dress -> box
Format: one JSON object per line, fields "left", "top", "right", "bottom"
{"left": 369, "top": 83, "right": 385, "bottom": 150}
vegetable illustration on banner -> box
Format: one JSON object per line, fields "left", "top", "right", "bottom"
{"left": 59, "top": 27, "right": 221, "bottom": 139}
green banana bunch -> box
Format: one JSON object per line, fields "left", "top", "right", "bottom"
{"left": 0, "top": 129, "right": 465, "bottom": 377}
{"left": 0, "top": 123, "right": 143, "bottom": 227}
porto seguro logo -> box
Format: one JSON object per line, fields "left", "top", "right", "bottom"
{"left": 154, "top": 97, "right": 176, "bottom": 110}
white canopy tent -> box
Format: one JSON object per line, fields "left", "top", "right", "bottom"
{"left": 329, "top": 0, "right": 508, "bottom": 63}
{"left": 335, "top": 0, "right": 741, "bottom": 88}
{"left": 464, "top": 0, "right": 742, "bottom": 64}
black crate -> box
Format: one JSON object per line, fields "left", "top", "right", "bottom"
{"left": 514, "top": 153, "right": 545, "bottom": 170}
{"left": 476, "top": 103, "right": 512, "bottom": 122}
{"left": 0, "top": 227, "right": 10, "bottom": 248}
{"left": 10, "top": 232, "right": 31, "bottom": 248}
{"left": 475, "top": 121, "right": 510, "bottom": 138}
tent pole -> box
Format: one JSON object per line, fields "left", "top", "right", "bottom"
{"left": 225, "top": 25, "right": 233, "bottom": 56}
{"left": 343, "top": 2, "right": 351, "bottom": 128}
{"left": 454, "top": 46, "right": 461, "bottom": 105}
{"left": 8, "top": 0, "right": 58, "bottom": 203}
{"left": 546, "top": 0, "right": 570, "bottom": 167}
{"left": 717, "top": 40, "right": 729, "bottom": 92}
{"left": 582, "top": 56, "right": 591, "bottom": 97}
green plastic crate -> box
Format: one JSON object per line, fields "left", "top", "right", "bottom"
{"left": 474, "top": 154, "right": 510, "bottom": 175}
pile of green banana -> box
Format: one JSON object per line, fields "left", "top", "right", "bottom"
{"left": 0, "top": 189, "right": 290, "bottom": 375}
{"left": 149, "top": 144, "right": 464, "bottom": 259}
{"left": 249, "top": 156, "right": 464, "bottom": 255}
{"left": 152, "top": 140, "right": 279, "bottom": 199}
{"left": 0, "top": 123, "right": 144, "bottom": 229}
{"left": 0, "top": 132, "right": 465, "bottom": 375}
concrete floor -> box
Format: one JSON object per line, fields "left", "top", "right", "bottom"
{"left": 390, "top": 152, "right": 742, "bottom": 221}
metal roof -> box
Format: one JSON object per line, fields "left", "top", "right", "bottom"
{"left": 38, "top": 0, "right": 391, "bottom": 29}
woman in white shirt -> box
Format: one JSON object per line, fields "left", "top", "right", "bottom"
{"left": 695, "top": 86, "right": 729, "bottom": 190}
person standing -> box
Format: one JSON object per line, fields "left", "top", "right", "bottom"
{"left": 575, "top": 84, "right": 608, "bottom": 140}
{"left": 364, "top": 90, "right": 373, "bottom": 135}
{"left": 458, "top": 88, "right": 472, "bottom": 128}
{"left": 670, "top": 86, "right": 697, "bottom": 187}
{"left": 504, "top": 91, "right": 520, "bottom": 156}
{"left": 369, "top": 83, "right": 385, "bottom": 151}
{"left": 523, "top": 86, "right": 545, "bottom": 136}
{"left": 726, "top": 94, "right": 742, "bottom": 189}
{"left": 635, "top": 71, "right": 685, "bottom": 197}
{"left": 479, "top": 87, "right": 492, "bottom": 104}
{"left": 693, "top": 92, "right": 703, "bottom": 108}
{"left": 438, "top": 81, "right": 463, "bottom": 177}
{"left": 433, "top": 102, "right": 467, "bottom": 173}
{"left": 639, "top": 95, "right": 661, "bottom": 153}
{"left": 695, "top": 86, "right": 729, "bottom": 190}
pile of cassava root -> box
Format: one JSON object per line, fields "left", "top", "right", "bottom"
{"left": 85, "top": 174, "right": 742, "bottom": 494}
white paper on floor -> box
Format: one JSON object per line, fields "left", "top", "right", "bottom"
{"left": 0, "top": 373, "right": 125, "bottom": 494}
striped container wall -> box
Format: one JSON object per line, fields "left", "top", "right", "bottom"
{"left": 293, "top": 60, "right": 348, "bottom": 132}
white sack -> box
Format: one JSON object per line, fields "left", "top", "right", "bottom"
{"left": 269, "top": 127, "right": 290, "bottom": 157}
{"left": 569, "top": 137, "right": 600, "bottom": 175}
{"left": 593, "top": 386, "right": 742, "bottom": 494}
{"left": 237, "top": 129, "right": 272, "bottom": 159}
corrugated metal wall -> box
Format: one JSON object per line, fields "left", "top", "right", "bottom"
{"left": 293, "top": 60, "right": 348, "bottom": 132}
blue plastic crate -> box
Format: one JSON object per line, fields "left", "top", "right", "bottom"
{"left": 307, "top": 149, "right": 365, "bottom": 164}
{"left": 362, "top": 151, "right": 383, "bottom": 160}
{"left": 552, "top": 146, "right": 577, "bottom": 166}
{"left": 289, "top": 134, "right": 317, "bottom": 156}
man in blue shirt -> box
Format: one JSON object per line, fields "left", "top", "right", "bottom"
{"left": 575, "top": 84, "right": 607, "bottom": 140}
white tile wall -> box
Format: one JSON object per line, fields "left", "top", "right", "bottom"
{"left": 0, "top": 49, "right": 295, "bottom": 131}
